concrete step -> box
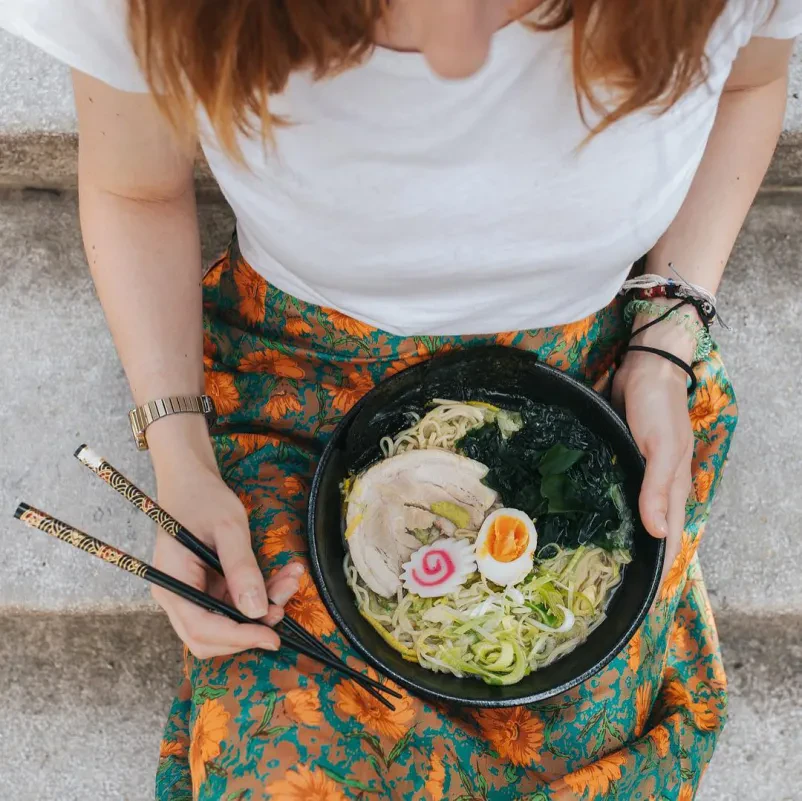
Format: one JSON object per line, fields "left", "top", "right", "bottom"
{"left": 0, "top": 610, "right": 798, "bottom": 801}
{"left": 0, "top": 189, "right": 232, "bottom": 612}
{"left": 1, "top": 189, "right": 801, "bottom": 618}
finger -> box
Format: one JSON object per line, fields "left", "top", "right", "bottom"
{"left": 266, "top": 562, "right": 305, "bottom": 608}
{"left": 215, "top": 518, "right": 270, "bottom": 620}
{"left": 660, "top": 463, "right": 692, "bottom": 585}
{"left": 173, "top": 600, "right": 281, "bottom": 657}
{"left": 639, "top": 435, "right": 684, "bottom": 540}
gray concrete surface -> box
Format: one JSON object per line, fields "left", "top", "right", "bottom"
{"left": 0, "top": 611, "right": 798, "bottom": 801}
{"left": 0, "top": 612, "right": 183, "bottom": 801}
{"left": 1, "top": 189, "right": 801, "bottom": 616}
{"left": 701, "top": 197, "right": 802, "bottom": 616}
{"left": 0, "top": 189, "right": 233, "bottom": 610}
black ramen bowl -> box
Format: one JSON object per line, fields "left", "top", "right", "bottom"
{"left": 308, "top": 346, "right": 663, "bottom": 707}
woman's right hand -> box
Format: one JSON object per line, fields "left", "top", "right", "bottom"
{"left": 147, "top": 417, "right": 304, "bottom": 659}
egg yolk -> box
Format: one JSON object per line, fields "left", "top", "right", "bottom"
{"left": 484, "top": 515, "right": 529, "bottom": 562}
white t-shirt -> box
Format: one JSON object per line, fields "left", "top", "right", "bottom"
{"left": 3, "top": 0, "right": 802, "bottom": 335}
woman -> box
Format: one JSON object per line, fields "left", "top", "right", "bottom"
{"left": 3, "top": 0, "right": 800, "bottom": 798}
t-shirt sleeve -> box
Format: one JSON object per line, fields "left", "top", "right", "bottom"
{"left": 753, "top": 0, "right": 802, "bottom": 39}
{"left": 0, "top": 0, "right": 149, "bottom": 92}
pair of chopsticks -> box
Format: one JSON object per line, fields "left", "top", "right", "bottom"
{"left": 13, "top": 445, "right": 400, "bottom": 709}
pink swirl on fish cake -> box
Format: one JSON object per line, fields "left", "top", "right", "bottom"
{"left": 401, "top": 538, "right": 476, "bottom": 598}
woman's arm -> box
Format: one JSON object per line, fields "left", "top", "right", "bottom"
{"left": 74, "top": 71, "right": 301, "bottom": 654}
{"left": 614, "top": 37, "right": 795, "bottom": 582}
{"left": 646, "top": 36, "right": 794, "bottom": 298}
{"left": 74, "top": 71, "right": 210, "bottom": 464}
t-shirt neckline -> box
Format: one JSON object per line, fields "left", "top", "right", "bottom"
{"left": 366, "top": 21, "right": 536, "bottom": 78}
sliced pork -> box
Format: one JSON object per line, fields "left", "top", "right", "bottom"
{"left": 345, "top": 449, "right": 498, "bottom": 597}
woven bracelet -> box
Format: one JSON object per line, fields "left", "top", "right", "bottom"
{"left": 624, "top": 299, "right": 713, "bottom": 363}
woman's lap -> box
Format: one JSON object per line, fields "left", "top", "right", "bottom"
{"left": 156, "top": 248, "right": 736, "bottom": 800}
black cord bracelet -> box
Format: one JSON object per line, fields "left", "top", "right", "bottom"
{"left": 625, "top": 345, "right": 698, "bottom": 395}
{"left": 629, "top": 300, "right": 692, "bottom": 340}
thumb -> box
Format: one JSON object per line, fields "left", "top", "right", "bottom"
{"left": 639, "top": 436, "right": 679, "bottom": 540}
{"left": 216, "top": 519, "right": 269, "bottom": 619}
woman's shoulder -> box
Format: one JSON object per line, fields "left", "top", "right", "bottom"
{"left": 721, "top": 0, "right": 802, "bottom": 45}
{"left": 0, "top": 0, "right": 148, "bottom": 92}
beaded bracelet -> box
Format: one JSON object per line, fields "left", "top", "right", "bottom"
{"left": 624, "top": 298, "right": 713, "bottom": 363}
{"left": 634, "top": 284, "right": 716, "bottom": 326}
{"left": 620, "top": 273, "right": 718, "bottom": 326}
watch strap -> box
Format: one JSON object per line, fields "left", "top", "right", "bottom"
{"left": 129, "top": 395, "right": 216, "bottom": 450}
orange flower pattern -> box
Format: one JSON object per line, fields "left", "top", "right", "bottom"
{"left": 326, "top": 368, "right": 374, "bottom": 414}
{"left": 627, "top": 628, "right": 642, "bottom": 673}
{"left": 189, "top": 699, "right": 230, "bottom": 795}
{"left": 239, "top": 348, "right": 306, "bottom": 378}
{"left": 283, "top": 475, "right": 305, "bottom": 496}
{"left": 689, "top": 383, "right": 730, "bottom": 432}
{"left": 694, "top": 468, "right": 714, "bottom": 504}
{"left": 286, "top": 317, "right": 313, "bottom": 337}
{"left": 648, "top": 724, "right": 671, "bottom": 758}
{"left": 260, "top": 523, "right": 306, "bottom": 562}
{"left": 561, "top": 312, "right": 595, "bottom": 344}
{"left": 474, "top": 707, "right": 545, "bottom": 767}
{"left": 660, "top": 531, "right": 701, "bottom": 602}
{"left": 324, "top": 308, "right": 375, "bottom": 338}
{"left": 284, "top": 688, "right": 323, "bottom": 727}
{"left": 205, "top": 369, "right": 241, "bottom": 416}
{"left": 386, "top": 340, "right": 454, "bottom": 378}
{"left": 265, "top": 764, "right": 347, "bottom": 801}
{"left": 561, "top": 751, "right": 628, "bottom": 797}
{"left": 230, "top": 432, "right": 271, "bottom": 456}
{"left": 334, "top": 674, "right": 415, "bottom": 740}
{"left": 284, "top": 571, "right": 337, "bottom": 637}
{"left": 635, "top": 683, "right": 653, "bottom": 737}
{"left": 265, "top": 390, "right": 303, "bottom": 419}
{"left": 233, "top": 259, "right": 267, "bottom": 325}
{"left": 158, "top": 246, "right": 737, "bottom": 801}
{"left": 662, "top": 678, "right": 721, "bottom": 732}
{"left": 425, "top": 752, "right": 446, "bottom": 800}
{"left": 159, "top": 739, "right": 186, "bottom": 759}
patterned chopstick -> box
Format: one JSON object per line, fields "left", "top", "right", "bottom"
{"left": 73, "top": 446, "right": 401, "bottom": 703}
{"left": 14, "top": 503, "right": 397, "bottom": 708}
{"left": 74, "top": 445, "right": 222, "bottom": 571}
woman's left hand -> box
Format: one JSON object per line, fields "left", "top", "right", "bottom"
{"left": 612, "top": 329, "right": 695, "bottom": 588}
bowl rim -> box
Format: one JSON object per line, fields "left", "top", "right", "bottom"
{"left": 307, "top": 347, "right": 664, "bottom": 706}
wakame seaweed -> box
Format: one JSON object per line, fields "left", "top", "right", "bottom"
{"left": 457, "top": 403, "right": 633, "bottom": 553}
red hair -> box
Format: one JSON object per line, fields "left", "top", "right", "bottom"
{"left": 128, "top": 0, "right": 729, "bottom": 156}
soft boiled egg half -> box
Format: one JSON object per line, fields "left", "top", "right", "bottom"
{"left": 475, "top": 508, "right": 537, "bottom": 586}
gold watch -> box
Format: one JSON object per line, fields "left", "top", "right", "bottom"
{"left": 128, "top": 395, "right": 216, "bottom": 451}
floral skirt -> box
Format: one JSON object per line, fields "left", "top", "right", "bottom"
{"left": 156, "top": 241, "right": 737, "bottom": 801}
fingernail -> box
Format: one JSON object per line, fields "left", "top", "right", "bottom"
{"left": 272, "top": 590, "right": 295, "bottom": 606}
{"left": 287, "top": 563, "right": 305, "bottom": 577}
{"left": 271, "top": 587, "right": 296, "bottom": 607}
{"left": 239, "top": 588, "right": 268, "bottom": 618}
{"left": 267, "top": 606, "right": 285, "bottom": 626}
{"left": 261, "top": 640, "right": 279, "bottom": 652}
{"left": 656, "top": 518, "right": 668, "bottom": 537}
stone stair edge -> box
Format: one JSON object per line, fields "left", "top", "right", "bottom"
{"left": 2, "top": 129, "right": 802, "bottom": 192}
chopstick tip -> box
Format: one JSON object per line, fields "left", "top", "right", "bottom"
{"left": 75, "top": 445, "right": 104, "bottom": 469}
{"left": 13, "top": 502, "right": 31, "bottom": 520}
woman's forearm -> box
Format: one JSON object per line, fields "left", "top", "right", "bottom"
{"left": 646, "top": 73, "right": 788, "bottom": 292}
{"left": 78, "top": 184, "right": 214, "bottom": 466}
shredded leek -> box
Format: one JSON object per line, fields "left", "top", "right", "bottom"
{"left": 345, "top": 543, "right": 628, "bottom": 685}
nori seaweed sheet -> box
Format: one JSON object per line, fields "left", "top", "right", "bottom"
{"left": 457, "top": 402, "right": 633, "bottom": 553}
